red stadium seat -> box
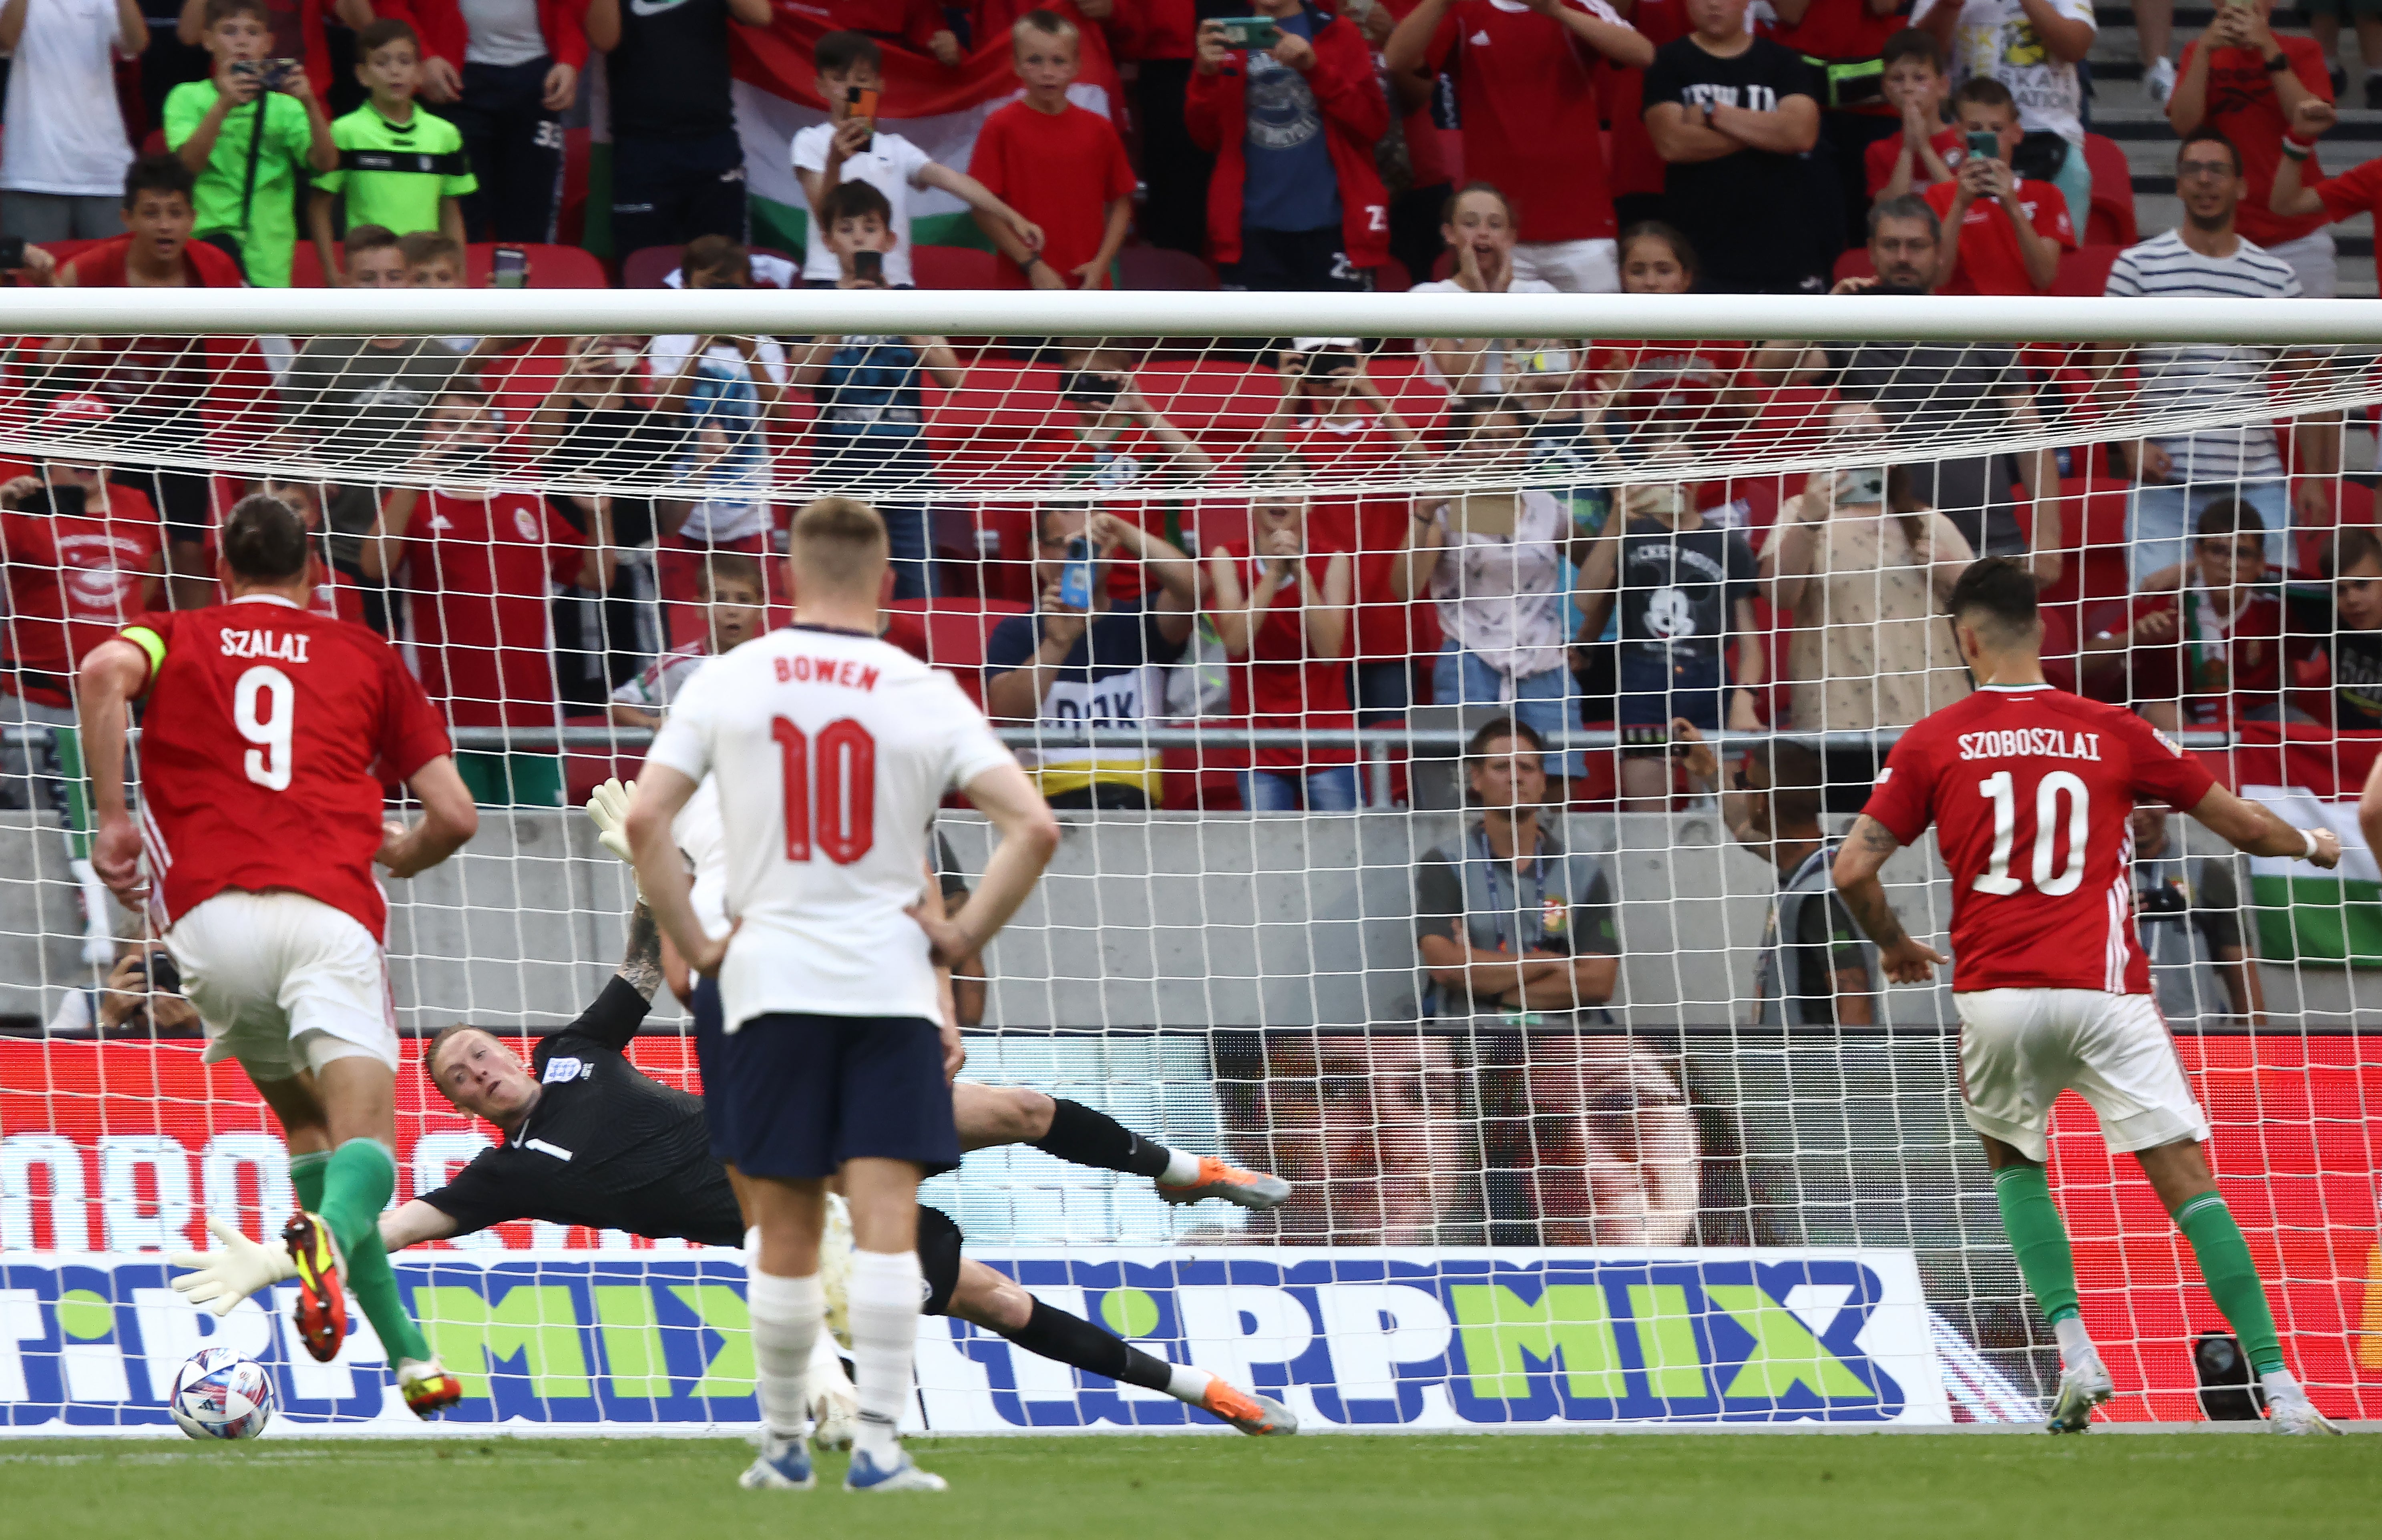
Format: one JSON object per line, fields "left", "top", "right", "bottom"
{"left": 910, "top": 243, "right": 1003, "bottom": 289}
{"left": 1831, "top": 247, "right": 1874, "bottom": 288}
{"left": 620, "top": 244, "right": 681, "bottom": 289}
{"left": 2050, "top": 243, "right": 2122, "bottom": 297}
{"left": 464, "top": 242, "right": 610, "bottom": 289}
{"left": 888, "top": 598, "right": 1028, "bottom": 706}
{"left": 2081, "top": 134, "right": 2138, "bottom": 248}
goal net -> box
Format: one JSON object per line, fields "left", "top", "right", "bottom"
{"left": 0, "top": 289, "right": 2376, "bottom": 1435}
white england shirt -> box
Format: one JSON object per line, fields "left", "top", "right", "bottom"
{"left": 647, "top": 624, "right": 1014, "bottom": 1029}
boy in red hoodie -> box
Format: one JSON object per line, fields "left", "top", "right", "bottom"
{"left": 1184, "top": 0, "right": 1389, "bottom": 290}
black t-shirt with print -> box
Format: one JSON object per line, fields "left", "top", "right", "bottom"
{"left": 1615, "top": 518, "right": 1757, "bottom": 669}
{"left": 1640, "top": 37, "right": 1823, "bottom": 292}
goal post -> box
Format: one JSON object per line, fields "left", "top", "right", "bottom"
{"left": 0, "top": 292, "right": 2377, "bottom": 1434}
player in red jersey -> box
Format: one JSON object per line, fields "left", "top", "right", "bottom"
{"left": 1832, "top": 558, "right": 2344, "bottom": 1436}
{"left": 73, "top": 494, "right": 480, "bottom": 1417}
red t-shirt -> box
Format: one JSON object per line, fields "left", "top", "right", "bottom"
{"left": 827, "top": 0, "right": 942, "bottom": 49}
{"left": 967, "top": 101, "right": 1138, "bottom": 288}
{"left": 1925, "top": 177, "right": 2076, "bottom": 295}
{"left": 1219, "top": 542, "right": 1355, "bottom": 770}
{"left": 1600, "top": 0, "right": 1689, "bottom": 202}
{"left": 1590, "top": 338, "right": 1745, "bottom": 437}
{"left": 1864, "top": 124, "right": 1967, "bottom": 195}
{"left": 121, "top": 597, "right": 452, "bottom": 939}
{"left": 1858, "top": 684, "right": 2218, "bottom": 994}
{"left": 2177, "top": 35, "right": 2334, "bottom": 248}
{"left": 1420, "top": 0, "right": 1616, "bottom": 243}
{"left": 1764, "top": 0, "right": 1900, "bottom": 66}
{"left": 2308, "top": 154, "right": 2382, "bottom": 224}
{"left": 1114, "top": 0, "right": 1194, "bottom": 60}
{"left": 0, "top": 485, "right": 164, "bottom": 695}
{"left": 401, "top": 490, "right": 583, "bottom": 728}
{"left": 56, "top": 236, "right": 247, "bottom": 442}
{"left": 1280, "top": 413, "right": 1423, "bottom": 667}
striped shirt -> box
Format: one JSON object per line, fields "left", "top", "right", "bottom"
{"left": 2102, "top": 229, "right": 2300, "bottom": 483}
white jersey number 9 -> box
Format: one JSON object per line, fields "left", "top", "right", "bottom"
{"left": 235, "top": 665, "right": 294, "bottom": 791}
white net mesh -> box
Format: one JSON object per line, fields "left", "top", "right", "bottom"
{"left": 1, "top": 295, "right": 2377, "bottom": 1434}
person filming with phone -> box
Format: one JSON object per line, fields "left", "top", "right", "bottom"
{"left": 1185, "top": 2, "right": 1390, "bottom": 293}
{"left": 163, "top": 0, "right": 336, "bottom": 287}
{"left": 984, "top": 507, "right": 1199, "bottom": 811}
{"left": 1924, "top": 76, "right": 2073, "bottom": 294}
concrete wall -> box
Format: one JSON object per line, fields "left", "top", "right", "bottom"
{"left": 6, "top": 807, "right": 2376, "bottom": 1031}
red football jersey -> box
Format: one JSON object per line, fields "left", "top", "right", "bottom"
{"left": 1859, "top": 685, "right": 2218, "bottom": 994}
{"left": 400, "top": 490, "right": 583, "bottom": 728}
{"left": 0, "top": 484, "right": 165, "bottom": 691}
{"left": 121, "top": 596, "right": 452, "bottom": 940}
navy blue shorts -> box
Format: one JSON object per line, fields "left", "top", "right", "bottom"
{"left": 716, "top": 1012, "right": 961, "bottom": 1180}
{"left": 691, "top": 976, "right": 730, "bottom": 1162}
{"left": 1618, "top": 649, "right": 1729, "bottom": 735}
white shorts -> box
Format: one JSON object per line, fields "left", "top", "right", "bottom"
{"left": 1510, "top": 239, "right": 1619, "bottom": 294}
{"left": 1954, "top": 988, "right": 2211, "bottom": 1163}
{"left": 166, "top": 891, "right": 399, "bottom": 1081}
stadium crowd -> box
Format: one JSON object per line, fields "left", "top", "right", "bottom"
{"left": 3, "top": 0, "right": 2380, "bottom": 827}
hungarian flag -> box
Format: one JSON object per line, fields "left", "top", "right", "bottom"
{"left": 728, "top": 9, "right": 1124, "bottom": 257}
{"left": 2239, "top": 785, "right": 2382, "bottom": 964}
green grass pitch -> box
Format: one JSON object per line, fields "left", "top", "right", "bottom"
{"left": 1, "top": 1434, "right": 2374, "bottom": 1540}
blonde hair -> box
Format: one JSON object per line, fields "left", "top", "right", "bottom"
{"left": 790, "top": 496, "right": 888, "bottom": 590}
{"left": 1013, "top": 7, "right": 1078, "bottom": 48}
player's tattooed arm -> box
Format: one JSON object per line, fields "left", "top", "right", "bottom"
{"left": 1830, "top": 815, "right": 1948, "bottom": 985}
{"left": 618, "top": 900, "right": 667, "bottom": 1002}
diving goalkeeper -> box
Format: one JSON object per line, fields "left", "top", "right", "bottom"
{"left": 171, "top": 894, "right": 1297, "bottom": 1438}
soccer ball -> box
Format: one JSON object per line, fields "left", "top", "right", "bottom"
{"left": 169, "top": 1347, "right": 276, "bottom": 1441}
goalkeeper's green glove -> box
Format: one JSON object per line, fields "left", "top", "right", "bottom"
{"left": 169, "top": 1215, "right": 297, "bottom": 1315}
{"left": 585, "top": 777, "right": 640, "bottom": 895}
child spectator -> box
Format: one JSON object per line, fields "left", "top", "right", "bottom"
{"left": 648, "top": 237, "right": 789, "bottom": 624}
{"left": 380, "top": 0, "right": 589, "bottom": 243}
{"left": 310, "top": 20, "right": 473, "bottom": 285}
{"left": 1926, "top": 76, "right": 2073, "bottom": 295}
{"left": 378, "top": 388, "right": 601, "bottom": 805}
{"left": 257, "top": 475, "right": 388, "bottom": 627}
{"left": 1253, "top": 341, "right": 1428, "bottom": 721}
{"left": 1383, "top": 0, "right": 1651, "bottom": 292}
{"left": 2084, "top": 498, "right": 2320, "bottom": 731}
{"left": 2315, "top": 526, "right": 2382, "bottom": 728}
{"left": 1185, "top": 0, "right": 1391, "bottom": 291}
{"left": 1206, "top": 487, "right": 1359, "bottom": 811}
{"left": 0, "top": 0, "right": 145, "bottom": 240}
{"left": 1922, "top": 0, "right": 2095, "bottom": 237}
{"left": 1641, "top": 0, "right": 1824, "bottom": 295}
{"left": 400, "top": 228, "right": 467, "bottom": 285}
{"left": 966, "top": 10, "right": 1135, "bottom": 288}
{"left": 609, "top": 553, "right": 767, "bottom": 729}
{"left": 788, "top": 179, "right": 965, "bottom": 600}
{"left": 1574, "top": 480, "right": 1762, "bottom": 811}
{"left": 584, "top": 0, "right": 774, "bottom": 257}
{"left": 2167, "top": 0, "right": 2337, "bottom": 296}
{"left": 341, "top": 221, "right": 410, "bottom": 285}
{"left": 1867, "top": 27, "right": 1960, "bottom": 200}
{"left": 794, "top": 31, "right": 1044, "bottom": 289}
{"left": 1407, "top": 184, "right": 1559, "bottom": 392}
{"left": 164, "top": 0, "right": 337, "bottom": 286}
{"left": 278, "top": 256, "right": 468, "bottom": 461}
{"left": 1575, "top": 222, "right": 1752, "bottom": 463}
{"left": 31, "top": 155, "right": 246, "bottom": 610}
{"left": 983, "top": 508, "right": 1198, "bottom": 810}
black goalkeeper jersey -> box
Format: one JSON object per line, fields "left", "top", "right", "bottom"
{"left": 418, "top": 978, "right": 745, "bottom": 1246}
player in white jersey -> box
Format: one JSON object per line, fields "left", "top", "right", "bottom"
{"left": 626, "top": 497, "right": 1062, "bottom": 1494}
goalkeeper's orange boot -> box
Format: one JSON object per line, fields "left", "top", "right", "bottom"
{"left": 399, "top": 1358, "right": 464, "bottom": 1419}
{"left": 1156, "top": 1156, "right": 1291, "bottom": 1211}
{"left": 280, "top": 1211, "right": 347, "bottom": 1364}
{"left": 1200, "top": 1380, "right": 1299, "bottom": 1436}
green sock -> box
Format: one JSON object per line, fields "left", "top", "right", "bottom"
{"left": 319, "top": 1138, "right": 433, "bottom": 1367}
{"left": 2175, "top": 1191, "right": 2285, "bottom": 1377}
{"left": 1993, "top": 1164, "right": 2082, "bottom": 1326}
{"left": 289, "top": 1150, "right": 330, "bottom": 1215}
